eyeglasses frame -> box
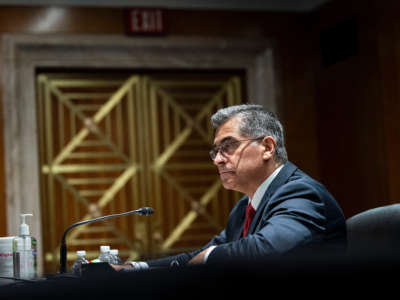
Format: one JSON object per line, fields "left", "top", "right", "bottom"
{"left": 209, "top": 137, "right": 264, "bottom": 161}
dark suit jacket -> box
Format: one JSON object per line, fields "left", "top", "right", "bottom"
{"left": 147, "top": 162, "right": 347, "bottom": 267}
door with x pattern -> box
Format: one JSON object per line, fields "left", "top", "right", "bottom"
{"left": 37, "top": 71, "right": 244, "bottom": 273}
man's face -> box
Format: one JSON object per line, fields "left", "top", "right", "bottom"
{"left": 212, "top": 117, "right": 267, "bottom": 196}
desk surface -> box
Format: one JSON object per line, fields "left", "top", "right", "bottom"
{"left": 1, "top": 252, "right": 400, "bottom": 299}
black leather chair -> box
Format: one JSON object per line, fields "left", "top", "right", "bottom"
{"left": 346, "top": 203, "right": 400, "bottom": 254}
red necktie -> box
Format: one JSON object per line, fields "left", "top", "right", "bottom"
{"left": 243, "top": 202, "right": 256, "bottom": 237}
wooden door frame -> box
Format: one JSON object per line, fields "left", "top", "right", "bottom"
{"left": 2, "top": 34, "right": 278, "bottom": 274}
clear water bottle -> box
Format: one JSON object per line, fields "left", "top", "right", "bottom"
{"left": 110, "top": 249, "right": 122, "bottom": 265}
{"left": 71, "top": 250, "right": 89, "bottom": 275}
{"left": 98, "top": 245, "right": 112, "bottom": 263}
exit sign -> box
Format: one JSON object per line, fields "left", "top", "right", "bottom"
{"left": 126, "top": 8, "right": 166, "bottom": 35}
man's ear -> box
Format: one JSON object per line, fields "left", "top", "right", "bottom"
{"left": 261, "top": 136, "right": 276, "bottom": 161}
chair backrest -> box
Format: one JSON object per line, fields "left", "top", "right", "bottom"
{"left": 346, "top": 204, "right": 400, "bottom": 254}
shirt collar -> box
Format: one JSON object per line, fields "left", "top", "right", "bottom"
{"left": 249, "top": 163, "right": 284, "bottom": 210}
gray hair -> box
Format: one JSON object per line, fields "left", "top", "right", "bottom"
{"left": 211, "top": 104, "right": 288, "bottom": 164}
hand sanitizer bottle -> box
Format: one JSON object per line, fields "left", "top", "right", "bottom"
{"left": 13, "top": 214, "right": 36, "bottom": 279}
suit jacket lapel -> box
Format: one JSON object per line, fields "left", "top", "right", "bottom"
{"left": 247, "top": 161, "right": 298, "bottom": 235}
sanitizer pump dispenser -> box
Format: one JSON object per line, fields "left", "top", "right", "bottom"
{"left": 13, "top": 214, "right": 37, "bottom": 279}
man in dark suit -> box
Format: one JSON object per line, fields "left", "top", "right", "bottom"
{"left": 113, "top": 104, "right": 346, "bottom": 270}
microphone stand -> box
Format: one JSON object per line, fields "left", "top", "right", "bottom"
{"left": 60, "top": 207, "right": 154, "bottom": 273}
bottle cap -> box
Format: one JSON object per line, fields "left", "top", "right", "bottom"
{"left": 100, "top": 245, "right": 110, "bottom": 253}
{"left": 76, "top": 250, "right": 86, "bottom": 257}
{"left": 19, "top": 214, "right": 33, "bottom": 236}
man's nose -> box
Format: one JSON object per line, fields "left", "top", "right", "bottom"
{"left": 213, "top": 151, "right": 226, "bottom": 165}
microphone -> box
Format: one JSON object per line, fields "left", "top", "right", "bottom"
{"left": 60, "top": 207, "right": 154, "bottom": 273}
{"left": 135, "top": 207, "right": 154, "bottom": 216}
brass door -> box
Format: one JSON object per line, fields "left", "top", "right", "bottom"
{"left": 36, "top": 71, "right": 244, "bottom": 273}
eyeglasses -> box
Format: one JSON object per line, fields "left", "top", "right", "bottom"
{"left": 209, "top": 137, "right": 263, "bottom": 161}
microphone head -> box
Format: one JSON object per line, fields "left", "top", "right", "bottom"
{"left": 137, "top": 207, "right": 154, "bottom": 216}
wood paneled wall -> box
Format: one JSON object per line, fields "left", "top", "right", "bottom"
{"left": 375, "top": 1, "right": 400, "bottom": 211}
{"left": 313, "top": 0, "right": 400, "bottom": 217}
